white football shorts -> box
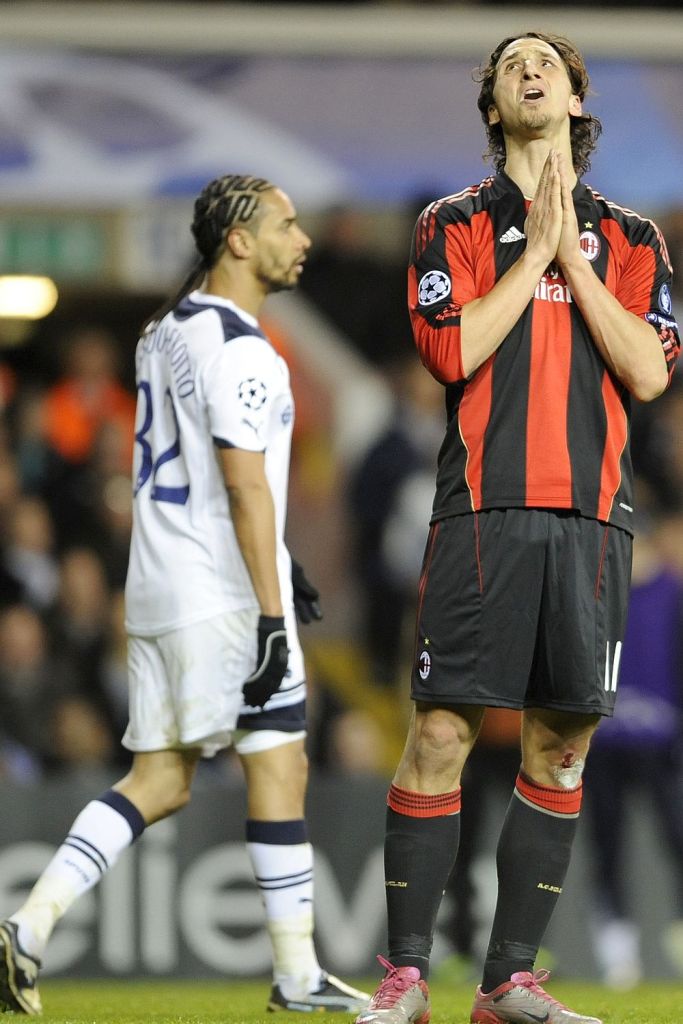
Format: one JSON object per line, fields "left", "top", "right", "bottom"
{"left": 123, "top": 606, "right": 306, "bottom": 757}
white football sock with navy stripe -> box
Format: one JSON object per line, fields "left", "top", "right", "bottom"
{"left": 246, "top": 819, "right": 322, "bottom": 998}
{"left": 11, "top": 790, "right": 145, "bottom": 960}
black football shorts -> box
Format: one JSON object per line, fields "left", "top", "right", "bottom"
{"left": 411, "top": 508, "right": 632, "bottom": 715}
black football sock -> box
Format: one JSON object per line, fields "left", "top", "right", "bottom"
{"left": 384, "top": 783, "right": 461, "bottom": 979}
{"left": 481, "top": 771, "right": 582, "bottom": 993}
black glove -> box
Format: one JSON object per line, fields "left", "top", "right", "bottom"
{"left": 291, "top": 559, "right": 323, "bottom": 624}
{"left": 242, "top": 615, "right": 289, "bottom": 708}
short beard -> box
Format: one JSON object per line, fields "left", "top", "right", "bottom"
{"left": 256, "top": 262, "right": 298, "bottom": 295}
{"left": 262, "top": 276, "right": 296, "bottom": 295}
{"left": 518, "top": 108, "right": 552, "bottom": 133}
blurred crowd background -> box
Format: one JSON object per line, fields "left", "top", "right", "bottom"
{"left": 0, "top": 0, "right": 682, "bottom": 987}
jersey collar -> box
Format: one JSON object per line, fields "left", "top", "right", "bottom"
{"left": 189, "top": 290, "right": 260, "bottom": 330}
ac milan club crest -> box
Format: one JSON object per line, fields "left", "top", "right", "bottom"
{"left": 579, "top": 230, "right": 601, "bottom": 262}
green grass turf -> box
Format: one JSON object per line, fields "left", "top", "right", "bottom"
{"left": 25, "top": 978, "right": 683, "bottom": 1024}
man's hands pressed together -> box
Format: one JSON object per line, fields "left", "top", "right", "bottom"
{"left": 524, "top": 149, "right": 580, "bottom": 272}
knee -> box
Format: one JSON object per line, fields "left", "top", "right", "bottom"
{"left": 244, "top": 742, "right": 309, "bottom": 819}
{"left": 122, "top": 774, "right": 193, "bottom": 822}
{"left": 414, "top": 710, "right": 466, "bottom": 766}
{"left": 550, "top": 750, "right": 586, "bottom": 789}
{"left": 522, "top": 712, "right": 598, "bottom": 789}
{"left": 286, "top": 746, "right": 309, "bottom": 796}
{"left": 160, "top": 782, "right": 193, "bottom": 815}
{"left": 252, "top": 742, "right": 309, "bottom": 800}
{"left": 525, "top": 747, "right": 587, "bottom": 790}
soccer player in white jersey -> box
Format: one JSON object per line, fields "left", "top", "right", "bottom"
{"left": 0, "top": 175, "right": 369, "bottom": 1017}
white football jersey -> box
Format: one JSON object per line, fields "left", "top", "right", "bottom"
{"left": 125, "top": 290, "right": 295, "bottom": 636}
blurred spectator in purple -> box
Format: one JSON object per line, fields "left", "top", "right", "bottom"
{"left": 585, "top": 515, "right": 683, "bottom": 987}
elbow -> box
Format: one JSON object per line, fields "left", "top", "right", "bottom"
{"left": 413, "top": 318, "right": 464, "bottom": 385}
{"left": 226, "top": 479, "right": 268, "bottom": 508}
{"left": 624, "top": 345, "right": 670, "bottom": 402}
{"left": 628, "top": 367, "right": 669, "bottom": 403}
{"left": 627, "top": 331, "right": 674, "bottom": 401}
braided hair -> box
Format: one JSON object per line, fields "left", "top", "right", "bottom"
{"left": 474, "top": 31, "right": 602, "bottom": 177}
{"left": 141, "top": 174, "right": 276, "bottom": 332}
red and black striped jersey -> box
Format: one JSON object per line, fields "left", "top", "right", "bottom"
{"left": 409, "top": 171, "right": 680, "bottom": 533}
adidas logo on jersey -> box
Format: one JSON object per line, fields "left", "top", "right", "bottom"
{"left": 499, "top": 226, "right": 525, "bottom": 243}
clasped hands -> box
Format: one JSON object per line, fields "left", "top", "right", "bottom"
{"left": 523, "top": 150, "right": 582, "bottom": 273}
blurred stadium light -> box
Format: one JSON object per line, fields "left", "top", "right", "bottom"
{"left": 0, "top": 276, "right": 58, "bottom": 320}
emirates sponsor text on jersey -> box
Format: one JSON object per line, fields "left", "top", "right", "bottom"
{"left": 534, "top": 273, "right": 572, "bottom": 303}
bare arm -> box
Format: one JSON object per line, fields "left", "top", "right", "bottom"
{"left": 219, "top": 447, "right": 283, "bottom": 617}
{"left": 559, "top": 259, "right": 668, "bottom": 401}
{"left": 460, "top": 151, "right": 563, "bottom": 378}
{"left": 460, "top": 249, "right": 548, "bottom": 378}
{"left": 555, "top": 153, "right": 668, "bottom": 402}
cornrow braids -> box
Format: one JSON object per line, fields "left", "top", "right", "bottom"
{"left": 192, "top": 174, "right": 275, "bottom": 268}
{"left": 474, "top": 31, "right": 602, "bottom": 177}
{"left": 140, "top": 173, "right": 276, "bottom": 334}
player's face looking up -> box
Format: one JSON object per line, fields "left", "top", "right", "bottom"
{"left": 488, "top": 38, "right": 582, "bottom": 137}
{"left": 246, "top": 188, "right": 311, "bottom": 294}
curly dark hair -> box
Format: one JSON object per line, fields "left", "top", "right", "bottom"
{"left": 475, "top": 31, "right": 602, "bottom": 177}
{"left": 142, "top": 174, "right": 275, "bottom": 332}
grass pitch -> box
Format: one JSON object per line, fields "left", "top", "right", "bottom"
{"left": 30, "top": 978, "right": 683, "bottom": 1024}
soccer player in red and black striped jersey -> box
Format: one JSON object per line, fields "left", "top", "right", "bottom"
{"left": 357, "top": 31, "right": 680, "bottom": 1024}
